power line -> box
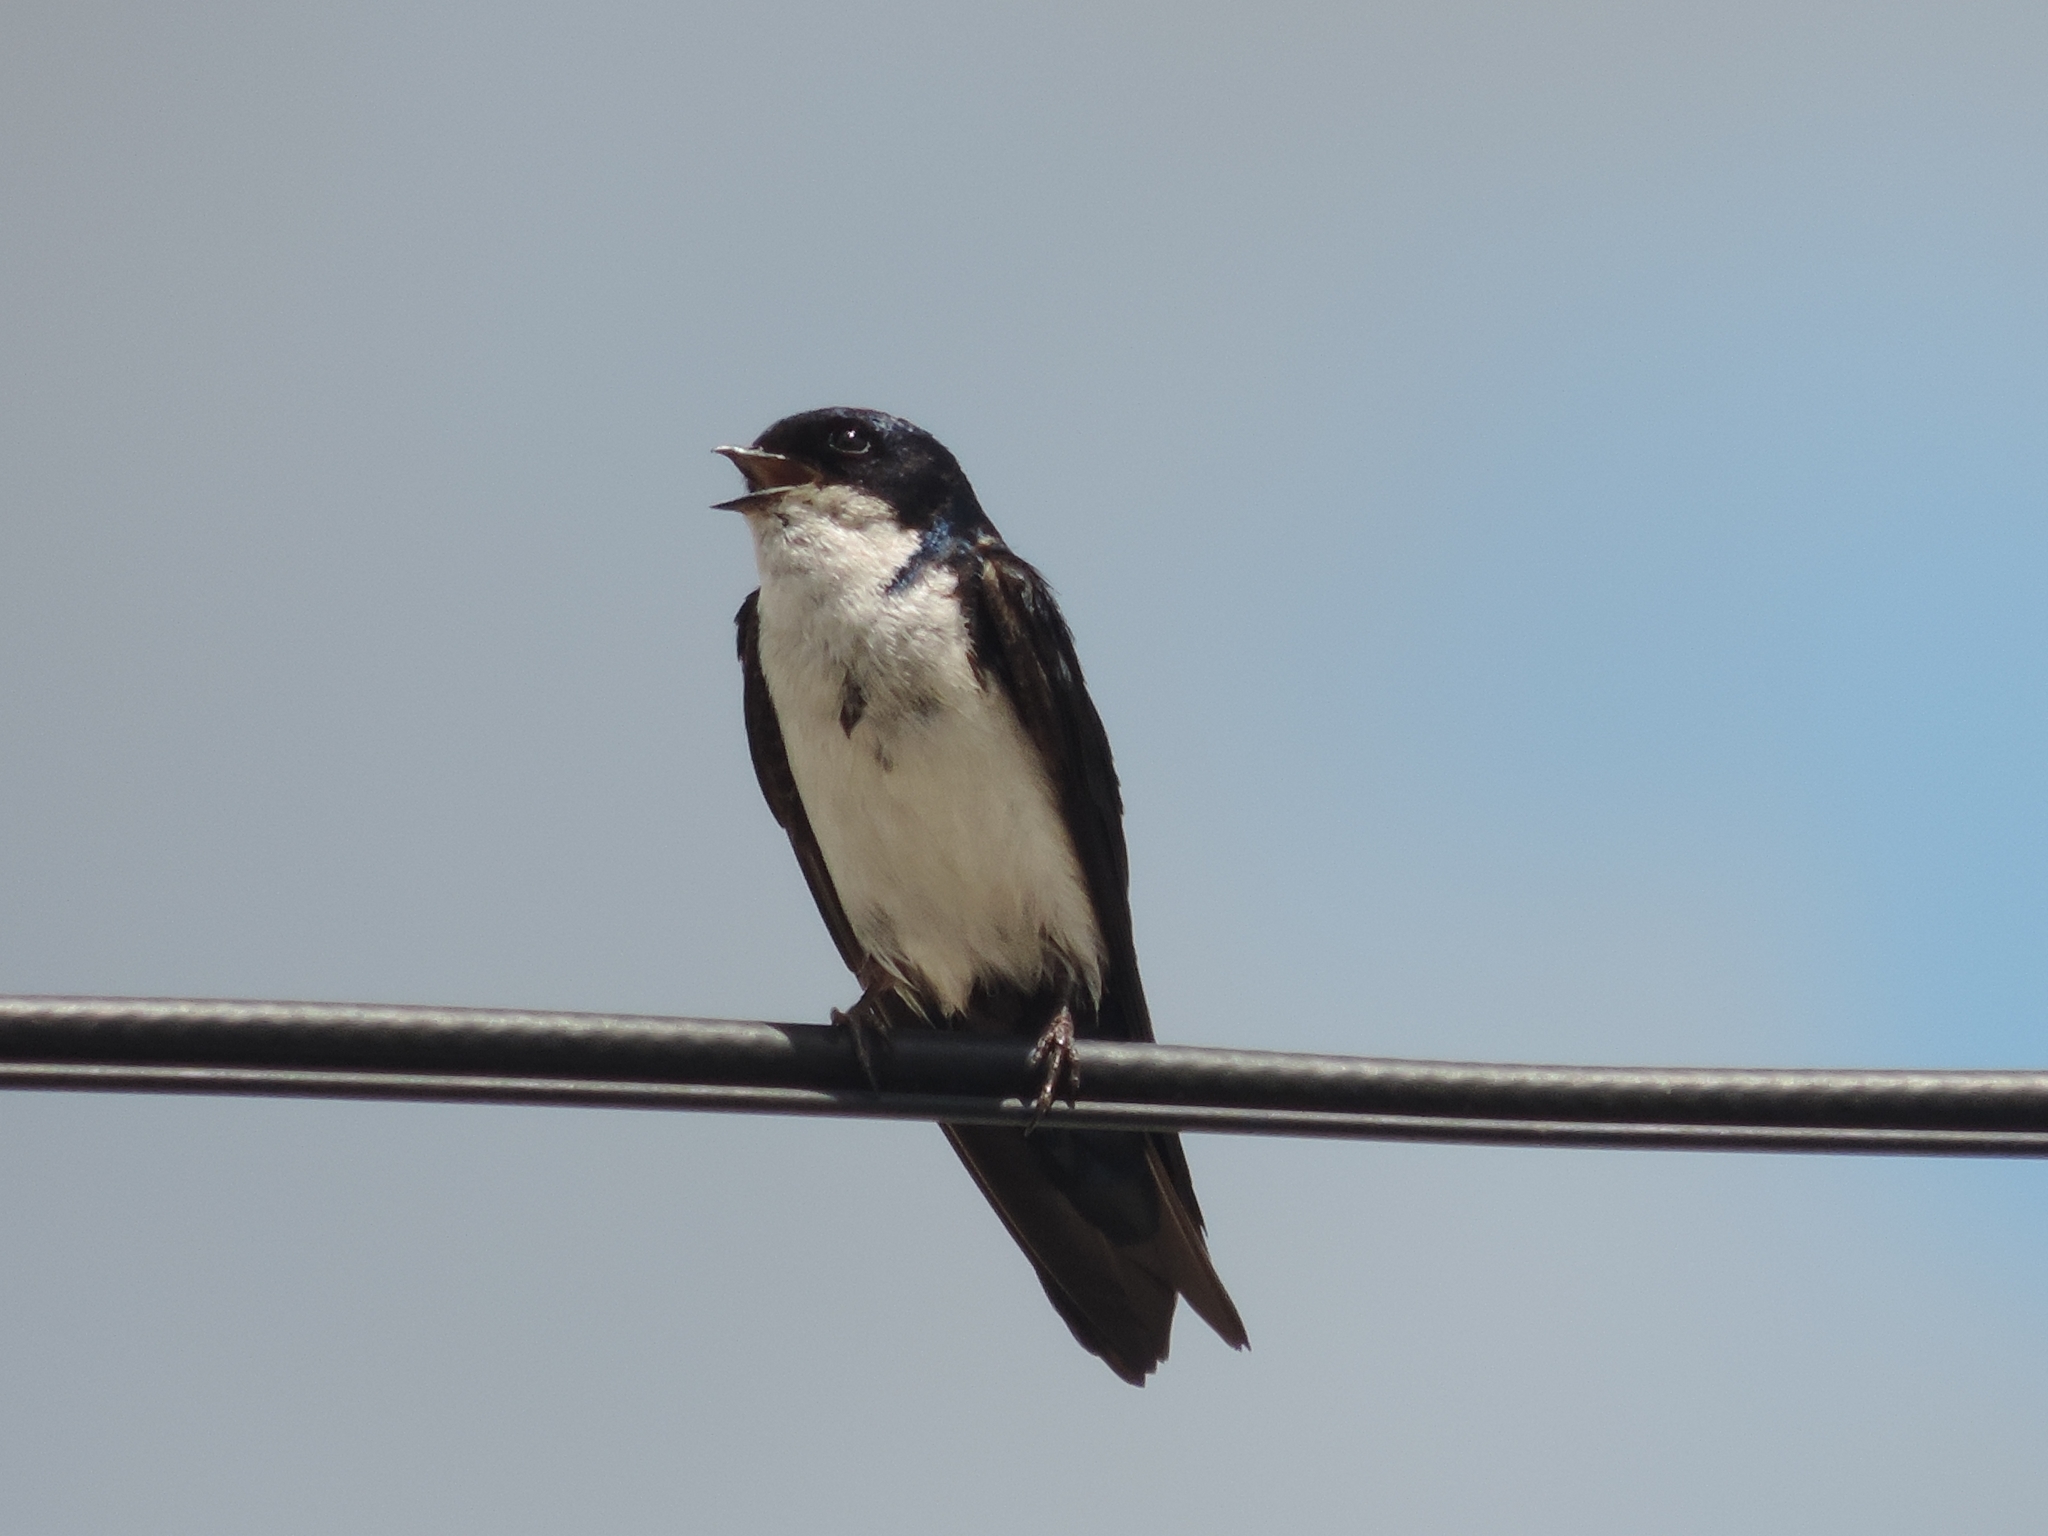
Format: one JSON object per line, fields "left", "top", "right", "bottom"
{"left": 4, "top": 994, "right": 2048, "bottom": 1156}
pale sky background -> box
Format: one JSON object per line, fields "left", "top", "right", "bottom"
{"left": 5, "top": 2, "right": 2048, "bottom": 1530}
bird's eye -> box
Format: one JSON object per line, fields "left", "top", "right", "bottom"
{"left": 829, "top": 425, "right": 871, "bottom": 455}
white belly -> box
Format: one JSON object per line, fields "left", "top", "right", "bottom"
{"left": 751, "top": 509, "right": 1103, "bottom": 1017}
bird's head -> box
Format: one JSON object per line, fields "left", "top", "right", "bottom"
{"left": 715, "top": 408, "right": 990, "bottom": 549}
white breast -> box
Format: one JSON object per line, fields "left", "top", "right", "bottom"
{"left": 747, "top": 487, "right": 1104, "bottom": 1017}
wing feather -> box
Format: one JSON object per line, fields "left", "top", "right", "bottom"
{"left": 736, "top": 590, "right": 867, "bottom": 975}
{"left": 959, "top": 552, "right": 1229, "bottom": 1239}
{"left": 960, "top": 551, "right": 1149, "bottom": 1042}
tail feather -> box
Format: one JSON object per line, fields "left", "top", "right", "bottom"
{"left": 942, "top": 1123, "right": 1245, "bottom": 1384}
{"left": 1143, "top": 1139, "right": 1248, "bottom": 1349}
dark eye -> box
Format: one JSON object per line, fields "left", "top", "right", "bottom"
{"left": 828, "top": 425, "right": 871, "bottom": 455}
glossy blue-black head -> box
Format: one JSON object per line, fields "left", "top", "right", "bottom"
{"left": 715, "top": 407, "right": 988, "bottom": 533}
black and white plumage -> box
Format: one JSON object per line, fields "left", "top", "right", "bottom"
{"left": 718, "top": 406, "right": 1246, "bottom": 1384}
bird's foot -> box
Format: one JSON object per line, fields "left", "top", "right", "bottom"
{"left": 1025, "top": 1006, "right": 1080, "bottom": 1129}
{"left": 830, "top": 982, "right": 897, "bottom": 1089}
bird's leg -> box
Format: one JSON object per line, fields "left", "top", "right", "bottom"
{"left": 830, "top": 959, "right": 898, "bottom": 1089}
{"left": 1026, "top": 1005, "right": 1081, "bottom": 1128}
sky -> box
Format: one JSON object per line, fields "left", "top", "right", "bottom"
{"left": 4, "top": 1, "right": 2048, "bottom": 1530}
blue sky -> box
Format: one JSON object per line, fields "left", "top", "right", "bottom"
{"left": 5, "top": 3, "right": 2048, "bottom": 1530}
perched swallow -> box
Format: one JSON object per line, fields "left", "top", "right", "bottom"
{"left": 718, "top": 407, "right": 1246, "bottom": 1383}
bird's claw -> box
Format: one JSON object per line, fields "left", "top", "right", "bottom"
{"left": 1025, "top": 1007, "right": 1080, "bottom": 1130}
{"left": 831, "top": 993, "right": 893, "bottom": 1089}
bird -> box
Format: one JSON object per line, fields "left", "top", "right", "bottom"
{"left": 716, "top": 406, "right": 1246, "bottom": 1384}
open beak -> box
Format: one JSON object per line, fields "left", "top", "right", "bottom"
{"left": 713, "top": 446, "right": 820, "bottom": 511}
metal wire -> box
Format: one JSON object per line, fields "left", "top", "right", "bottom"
{"left": 6, "top": 994, "right": 2048, "bottom": 1156}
